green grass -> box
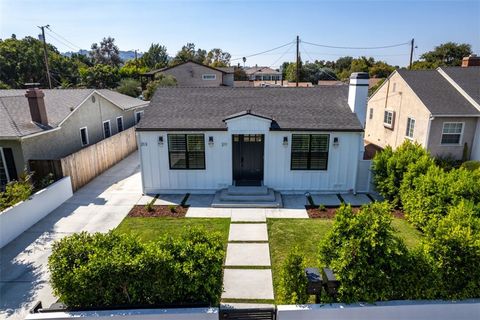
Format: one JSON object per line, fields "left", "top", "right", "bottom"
{"left": 115, "top": 217, "right": 231, "bottom": 244}
{"left": 268, "top": 217, "right": 423, "bottom": 303}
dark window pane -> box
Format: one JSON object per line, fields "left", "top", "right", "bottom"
{"left": 187, "top": 135, "right": 205, "bottom": 151}
{"left": 169, "top": 135, "right": 186, "bottom": 151}
{"left": 291, "top": 153, "right": 309, "bottom": 169}
{"left": 311, "top": 135, "right": 329, "bottom": 152}
{"left": 310, "top": 152, "right": 328, "bottom": 170}
{"left": 292, "top": 135, "right": 310, "bottom": 152}
{"left": 441, "top": 134, "right": 461, "bottom": 144}
{"left": 188, "top": 152, "right": 205, "bottom": 169}
{"left": 117, "top": 118, "right": 123, "bottom": 132}
{"left": 170, "top": 152, "right": 187, "bottom": 169}
{"left": 80, "top": 128, "right": 88, "bottom": 145}
{"left": 103, "top": 122, "right": 111, "bottom": 138}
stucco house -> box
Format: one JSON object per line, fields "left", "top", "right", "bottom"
{"left": 244, "top": 66, "right": 282, "bottom": 82}
{"left": 142, "top": 61, "right": 234, "bottom": 87}
{"left": 365, "top": 58, "right": 480, "bottom": 160}
{"left": 0, "top": 88, "right": 148, "bottom": 188}
{"left": 136, "top": 73, "right": 371, "bottom": 206}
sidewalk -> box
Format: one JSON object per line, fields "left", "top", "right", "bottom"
{"left": 0, "top": 152, "right": 142, "bottom": 319}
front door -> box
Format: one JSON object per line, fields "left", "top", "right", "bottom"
{"left": 232, "top": 134, "right": 264, "bottom": 186}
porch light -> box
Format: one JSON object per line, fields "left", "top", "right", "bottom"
{"left": 333, "top": 137, "right": 339, "bottom": 147}
{"left": 283, "top": 136, "right": 288, "bottom": 146}
{"left": 158, "top": 136, "right": 163, "bottom": 145}
{"left": 208, "top": 136, "right": 214, "bottom": 146}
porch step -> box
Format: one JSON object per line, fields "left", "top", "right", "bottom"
{"left": 227, "top": 185, "right": 269, "bottom": 196}
{"left": 212, "top": 189, "right": 283, "bottom": 208}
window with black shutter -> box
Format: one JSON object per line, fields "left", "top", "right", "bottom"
{"left": 168, "top": 134, "right": 205, "bottom": 169}
{"left": 291, "top": 134, "right": 329, "bottom": 170}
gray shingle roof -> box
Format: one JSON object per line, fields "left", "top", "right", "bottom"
{"left": 244, "top": 67, "right": 281, "bottom": 75}
{"left": 440, "top": 66, "right": 480, "bottom": 105}
{"left": 397, "top": 69, "right": 480, "bottom": 116}
{"left": 136, "top": 86, "right": 363, "bottom": 132}
{"left": 0, "top": 89, "right": 148, "bottom": 138}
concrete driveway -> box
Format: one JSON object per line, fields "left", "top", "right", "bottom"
{"left": 0, "top": 152, "right": 142, "bottom": 319}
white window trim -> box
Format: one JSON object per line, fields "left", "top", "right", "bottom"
{"left": 405, "top": 117, "right": 415, "bottom": 140}
{"left": 102, "top": 120, "right": 111, "bottom": 139}
{"left": 0, "top": 147, "right": 10, "bottom": 183}
{"left": 440, "top": 122, "right": 465, "bottom": 146}
{"left": 383, "top": 110, "right": 395, "bottom": 129}
{"left": 116, "top": 116, "right": 124, "bottom": 132}
{"left": 80, "top": 127, "right": 89, "bottom": 146}
{"left": 202, "top": 74, "right": 216, "bottom": 80}
{"left": 135, "top": 110, "right": 144, "bottom": 124}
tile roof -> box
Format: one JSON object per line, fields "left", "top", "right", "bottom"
{"left": 137, "top": 86, "right": 363, "bottom": 132}
{"left": 397, "top": 69, "right": 480, "bottom": 116}
{"left": 0, "top": 89, "right": 148, "bottom": 138}
{"left": 440, "top": 66, "right": 480, "bottom": 105}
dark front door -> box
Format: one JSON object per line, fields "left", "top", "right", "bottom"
{"left": 232, "top": 134, "right": 264, "bottom": 186}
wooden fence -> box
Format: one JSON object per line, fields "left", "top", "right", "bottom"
{"left": 59, "top": 126, "right": 137, "bottom": 191}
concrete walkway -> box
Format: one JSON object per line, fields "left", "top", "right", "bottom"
{"left": 222, "top": 209, "right": 275, "bottom": 301}
{"left": 0, "top": 152, "right": 142, "bottom": 319}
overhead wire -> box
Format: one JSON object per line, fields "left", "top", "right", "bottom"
{"left": 45, "top": 26, "right": 83, "bottom": 50}
{"left": 230, "top": 40, "right": 295, "bottom": 61}
{"left": 302, "top": 40, "right": 411, "bottom": 50}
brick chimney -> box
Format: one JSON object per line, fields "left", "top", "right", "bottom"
{"left": 461, "top": 54, "right": 480, "bottom": 67}
{"left": 25, "top": 88, "right": 49, "bottom": 126}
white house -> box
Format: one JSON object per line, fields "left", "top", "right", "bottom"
{"left": 136, "top": 73, "right": 370, "bottom": 206}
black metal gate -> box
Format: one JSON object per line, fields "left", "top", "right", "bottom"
{"left": 219, "top": 306, "right": 276, "bottom": 320}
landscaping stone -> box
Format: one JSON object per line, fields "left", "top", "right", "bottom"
{"left": 222, "top": 269, "right": 274, "bottom": 300}
{"left": 311, "top": 194, "right": 342, "bottom": 207}
{"left": 186, "top": 194, "right": 214, "bottom": 207}
{"left": 369, "top": 192, "right": 384, "bottom": 202}
{"left": 231, "top": 208, "right": 266, "bottom": 222}
{"left": 225, "top": 243, "right": 271, "bottom": 266}
{"left": 228, "top": 223, "right": 268, "bottom": 241}
{"left": 154, "top": 194, "right": 185, "bottom": 205}
{"left": 282, "top": 194, "right": 308, "bottom": 209}
{"left": 341, "top": 193, "right": 372, "bottom": 206}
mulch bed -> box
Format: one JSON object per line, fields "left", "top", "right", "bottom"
{"left": 127, "top": 205, "right": 189, "bottom": 217}
{"left": 306, "top": 205, "right": 403, "bottom": 219}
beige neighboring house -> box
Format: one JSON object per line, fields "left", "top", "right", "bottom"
{"left": 142, "top": 60, "right": 234, "bottom": 87}
{"left": 365, "top": 56, "right": 480, "bottom": 160}
{"left": 244, "top": 66, "right": 282, "bottom": 81}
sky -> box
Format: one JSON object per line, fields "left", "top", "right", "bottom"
{"left": 1, "top": 0, "right": 479, "bottom": 68}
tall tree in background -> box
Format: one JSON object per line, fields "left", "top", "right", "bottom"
{"left": 171, "top": 43, "right": 206, "bottom": 65}
{"left": 412, "top": 42, "right": 472, "bottom": 69}
{"left": 90, "top": 37, "right": 122, "bottom": 67}
{"left": 141, "top": 43, "right": 169, "bottom": 69}
{"left": 205, "top": 48, "right": 231, "bottom": 67}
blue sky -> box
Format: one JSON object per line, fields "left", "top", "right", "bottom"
{"left": 1, "top": 0, "right": 479, "bottom": 67}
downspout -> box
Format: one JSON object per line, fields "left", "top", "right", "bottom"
{"left": 425, "top": 114, "right": 434, "bottom": 150}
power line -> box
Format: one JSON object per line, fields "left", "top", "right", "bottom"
{"left": 230, "top": 40, "right": 295, "bottom": 62}
{"left": 45, "top": 26, "right": 83, "bottom": 50}
{"left": 302, "top": 40, "right": 411, "bottom": 50}
{"left": 268, "top": 42, "right": 295, "bottom": 69}
{"left": 301, "top": 43, "right": 340, "bottom": 82}
{"left": 45, "top": 30, "right": 79, "bottom": 51}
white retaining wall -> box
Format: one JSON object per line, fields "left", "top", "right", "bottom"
{"left": 277, "top": 300, "right": 480, "bottom": 320}
{"left": 0, "top": 176, "right": 73, "bottom": 248}
{"left": 25, "top": 307, "right": 219, "bottom": 320}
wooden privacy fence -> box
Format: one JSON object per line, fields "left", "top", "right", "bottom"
{"left": 61, "top": 127, "right": 137, "bottom": 191}
{"left": 30, "top": 127, "right": 137, "bottom": 192}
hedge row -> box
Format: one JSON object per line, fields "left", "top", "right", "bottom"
{"left": 48, "top": 228, "right": 224, "bottom": 308}
{"left": 318, "top": 202, "right": 480, "bottom": 302}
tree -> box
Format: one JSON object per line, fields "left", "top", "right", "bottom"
{"left": 303, "top": 62, "right": 338, "bottom": 83}
{"left": 420, "top": 42, "right": 472, "bottom": 67}
{"left": 116, "top": 78, "right": 141, "bottom": 97}
{"left": 233, "top": 67, "right": 248, "bottom": 81}
{"left": 90, "top": 37, "right": 122, "bottom": 67}
{"left": 335, "top": 56, "right": 353, "bottom": 72}
{"left": 119, "top": 59, "right": 148, "bottom": 79}
{"left": 142, "top": 73, "right": 177, "bottom": 100}
{"left": 79, "top": 64, "right": 120, "bottom": 88}
{"left": 204, "top": 48, "right": 231, "bottom": 67}
{"left": 369, "top": 61, "right": 395, "bottom": 78}
{"left": 171, "top": 43, "right": 206, "bottom": 65}
{"left": 141, "top": 43, "right": 169, "bottom": 70}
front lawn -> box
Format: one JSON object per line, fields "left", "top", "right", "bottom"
{"left": 116, "top": 217, "right": 231, "bottom": 244}
{"left": 268, "top": 217, "right": 423, "bottom": 303}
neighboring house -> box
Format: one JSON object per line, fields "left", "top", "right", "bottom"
{"left": 318, "top": 78, "right": 384, "bottom": 89}
{"left": 365, "top": 58, "right": 480, "bottom": 160}
{"left": 244, "top": 66, "right": 282, "bottom": 81}
{"left": 136, "top": 73, "right": 370, "bottom": 195}
{"left": 0, "top": 88, "right": 148, "bottom": 187}
{"left": 142, "top": 61, "right": 234, "bottom": 87}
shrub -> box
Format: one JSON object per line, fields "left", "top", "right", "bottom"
{"left": 434, "top": 154, "right": 462, "bottom": 171}
{"left": 402, "top": 166, "right": 480, "bottom": 230}
{"left": 142, "top": 74, "right": 177, "bottom": 100}
{"left": 421, "top": 200, "right": 480, "bottom": 299}
{"left": 461, "top": 160, "right": 480, "bottom": 171}
{"left": 168, "top": 204, "right": 176, "bottom": 213}
{"left": 278, "top": 247, "right": 309, "bottom": 304}
{"left": 144, "top": 198, "right": 155, "bottom": 212}
{"left": 48, "top": 228, "right": 224, "bottom": 308}
{"left": 371, "top": 141, "right": 431, "bottom": 207}
{"left": 318, "top": 204, "right": 326, "bottom": 212}
{"left": 116, "top": 78, "right": 141, "bottom": 97}
{"left": 0, "top": 172, "right": 33, "bottom": 211}
{"left": 319, "top": 203, "right": 410, "bottom": 302}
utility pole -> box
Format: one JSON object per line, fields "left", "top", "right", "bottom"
{"left": 38, "top": 25, "right": 52, "bottom": 89}
{"left": 296, "top": 35, "right": 300, "bottom": 87}
{"left": 409, "top": 38, "right": 415, "bottom": 69}
{"left": 134, "top": 49, "right": 138, "bottom": 61}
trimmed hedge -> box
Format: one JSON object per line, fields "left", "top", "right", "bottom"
{"left": 278, "top": 247, "right": 309, "bottom": 304}
{"left": 48, "top": 227, "right": 224, "bottom": 308}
